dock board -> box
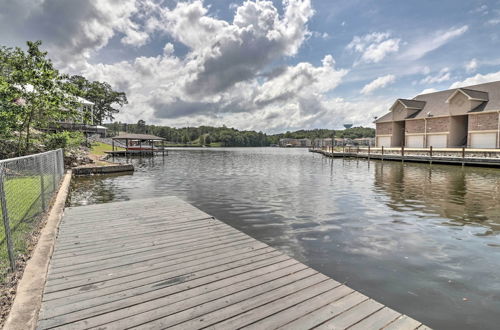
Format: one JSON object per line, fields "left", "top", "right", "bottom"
{"left": 37, "top": 196, "right": 428, "bottom": 329}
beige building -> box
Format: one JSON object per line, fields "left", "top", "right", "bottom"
{"left": 374, "top": 81, "right": 500, "bottom": 148}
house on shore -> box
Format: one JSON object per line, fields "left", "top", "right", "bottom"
{"left": 45, "top": 97, "right": 108, "bottom": 137}
{"left": 374, "top": 81, "right": 500, "bottom": 148}
{"left": 279, "top": 138, "right": 311, "bottom": 147}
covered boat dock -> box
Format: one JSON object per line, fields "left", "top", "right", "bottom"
{"left": 108, "top": 133, "right": 167, "bottom": 156}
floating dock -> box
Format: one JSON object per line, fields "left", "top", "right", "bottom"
{"left": 37, "top": 196, "right": 429, "bottom": 329}
{"left": 310, "top": 148, "right": 500, "bottom": 167}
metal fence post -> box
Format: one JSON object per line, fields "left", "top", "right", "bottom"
{"left": 38, "top": 157, "right": 46, "bottom": 211}
{"left": 0, "top": 166, "right": 16, "bottom": 271}
{"left": 52, "top": 151, "right": 57, "bottom": 192}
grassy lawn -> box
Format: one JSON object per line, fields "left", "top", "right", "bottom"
{"left": 90, "top": 141, "right": 124, "bottom": 157}
{"left": 0, "top": 175, "right": 57, "bottom": 281}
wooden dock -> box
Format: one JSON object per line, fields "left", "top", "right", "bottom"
{"left": 310, "top": 149, "right": 500, "bottom": 167}
{"left": 37, "top": 196, "right": 429, "bottom": 329}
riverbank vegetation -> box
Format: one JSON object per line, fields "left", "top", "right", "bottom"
{"left": 0, "top": 41, "right": 127, "bottom": 158}
{"left": 105, "top": 122, "right": 375, "bottom": 147}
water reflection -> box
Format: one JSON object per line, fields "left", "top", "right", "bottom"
{"left": 69, "top": 148, "right": 500, "bottom": 329}
{"left": 373, "top": 162, "right": 500, "bottom": 235}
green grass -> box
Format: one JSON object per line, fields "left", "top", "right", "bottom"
{"left": 90, "top": 142, "right": 124, "bottom": 157}
{"left": 0, "top": 175, "right": 57, "bottom": 282}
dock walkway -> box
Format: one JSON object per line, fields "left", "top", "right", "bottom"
{"left": 310, "top": 149, "right": 500, "bottom": 167}
{"left": 37, "top": 196, "right": 428, "bottom": 329}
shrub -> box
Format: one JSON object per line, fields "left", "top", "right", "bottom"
{"left": 43, "top": 131, "right": 85, "bottom": 150}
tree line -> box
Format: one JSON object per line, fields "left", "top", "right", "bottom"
{"left": 106, "top": 121, "right": 375, "bottom": 147}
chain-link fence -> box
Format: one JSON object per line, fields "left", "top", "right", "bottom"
{"left": 0, "top": 149, "right": 64, "bottom": 280}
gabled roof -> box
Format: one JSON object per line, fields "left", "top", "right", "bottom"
{"left": 445, "top": 88, "right": 489, "bottom": 103}
{"left": 396, "top": 99, "right": 426, "bottom": 110}
{"left": 375, "top": 80, "right": 500, "bottom": 123}
{"left": 373, "top": 112, "right": 392, "bottom": 123}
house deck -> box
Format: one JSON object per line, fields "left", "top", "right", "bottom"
{"left": 37, "top": 196, "right": 429, "bottom": 329}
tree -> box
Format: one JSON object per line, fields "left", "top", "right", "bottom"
{"left": 137, "top": 119, "right": 146, "bottom": 133}
{"left": 0, "top": 41, "right": 79, "bottom": 155}
{"left": 67, "top": 75, "right": 128, "bottom": 125}
{"left": 204, "top": 134, "right": 211, "bottom": 145}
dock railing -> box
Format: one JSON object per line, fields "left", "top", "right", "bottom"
{"left": 315, "top": 146, "right": 500, "bottom": 159}
{"left": 0, "top": 149, "right": 64, "bottom": 277}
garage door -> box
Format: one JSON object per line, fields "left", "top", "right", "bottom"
{"left": 427, "top": 134, "right": 447, "bottom": 148}
{"left": 470, "top": 132, "right": 497, "bottom": 149}
{"left": 407, "top": 135, "right": 424, "bottom": 148}
{"left": 377, "top": 136, "right": 391, "bottom": 147}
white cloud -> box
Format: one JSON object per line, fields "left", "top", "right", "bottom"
{"left": 76, "top": 0, "right": 359, "bottom": 130}
{"left": 402, "top": 25, "right": 469, "bottom": 61}
{"left": 420, "top": 67, "right": 451, "bottom": 84}
{"left": 360, "top": 74, "right": 396, "bottom": 95}
{"left": 347, "top": 32, "right": 400, "bottom": 64}
{"left": 420, "top": 88, "right": 438, "bottom": 94}
{"left": 465, "top": 58, "right": 478, "bottom": 73}
{"left": 450, "top": 71, "right": 500, "bottom": 88}
{"left": 0, "top": 0, "right": 149, "bottom": 71}
{"left": 470, "top": 4, "right": 489, "bottom": 15}
{"left": 487, "top": 18, "right": 500, "bottom": 25}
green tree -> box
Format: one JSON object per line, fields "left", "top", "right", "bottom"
{"left": 0, "top": 41, "right": 79, "bottom": 155}
{"left": 67, "top": 75, "right": 127, "bottom": 125}
{"left": 137, "top": 119, "right": 146, "bottom": 133}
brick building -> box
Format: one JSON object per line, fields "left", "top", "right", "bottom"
{"left": 374, "top": 81, "right": 500, "bottom": 148}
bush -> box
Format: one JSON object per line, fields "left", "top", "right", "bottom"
{"left": 43, "top": 131, "right": 85, "bottom": 150}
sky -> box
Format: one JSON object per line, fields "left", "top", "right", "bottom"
{"left": 1, "top": 0, "right": 500, "bottom": 133}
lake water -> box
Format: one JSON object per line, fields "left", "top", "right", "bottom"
{"left": 69, "top": 147, "right": 500, "bottom": 329}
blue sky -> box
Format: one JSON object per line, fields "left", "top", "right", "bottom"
{"left": 1, "top": 0, "right": 500, "bottom": 132}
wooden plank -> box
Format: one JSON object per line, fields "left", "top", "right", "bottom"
{"left": 49, "top": 230, "right": 245, "bottom": 269}
{"left": 40, "top": 254, "right": 293, "bottom": 320}
{"left": 99, "top": 269, "right": 321, "bottom": 330}
{"left": 383, "top": 315, "right": 422, "bottom": 330}
{"left": 42, "top": 249, "right": 285, "bottom": 307}
{"left": 44, "top": 241, "right": 266, "bottom": 295}
{"left": 51, "top": 226, "right": 239, "bottom": 260}
{"left": 38, "top": 261, "right": 306, "bottom": 329}
{"left": 56, "top": 213, "right": 213, "bottom": 237}
{"left": 52, "top": 222, "right": 232, "bottom": 256}
{"left": 276, "top": 291, "right": 368, "bottom": 330}
{"left": 162, "top": 273, "right": 327, "bottom": 330}
{"left": 49, "top": 237, "right": 253, "bottom": 278}
{"left": 348, "top": 307, "right": 401, "bottom": 330}
{"left": 208, "top": 279, "right": 341, "bottom": 329}
{"left": 242, "top": 284, "right": 354, "bottom": 330}
{"left": 54, "top": 219, "right": 220, "bottom": 247}
{"left": 315, "top": 299, "right": 384, "bottom": 330}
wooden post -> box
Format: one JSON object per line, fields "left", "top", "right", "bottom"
{"left": 368, "top": 145, "right": 371, "bottom": 160}
{"left": 430, "top": 146, "right": 433, "bottom": 157}
{"left": 0, "top": 167, "right": 15, "bottom": 271}
{"left": 139, "top": 140, "right": 142, "bottom": 157}
{"left": 401, "top": 145, "right": 404, "bottom": 162}
{"left": 125, "top": 138, "right": 129, "bottom": 157}
{"left": 381, "top": 146, "right": 384, "bottom": 160}
{"left": 162, "top": 140, "right": 165, "bottom": 157}
{"left": 462, "top": 147, "right": 465, "bottom": 166}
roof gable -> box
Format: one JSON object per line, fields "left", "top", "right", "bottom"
{"left": 445, "top": 88, "right": 489, "bottom": 103}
